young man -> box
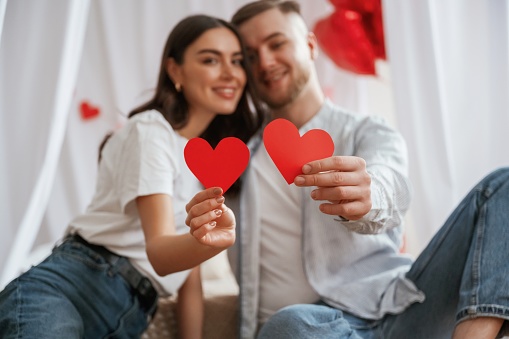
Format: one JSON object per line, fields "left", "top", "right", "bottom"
{"left": 229, "top": 1, "right": 509, "bottom": 338}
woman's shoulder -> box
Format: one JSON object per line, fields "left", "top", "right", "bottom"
{"left": 125, "top": 110, "right": 177, "bottom": 137}
{"left": 129, "top": 109, "right": 170, "bottom": 127}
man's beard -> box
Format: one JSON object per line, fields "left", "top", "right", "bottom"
{"left": 260, "top": 66, "right": 310, "bottom": 110}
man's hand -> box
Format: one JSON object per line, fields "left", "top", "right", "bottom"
{"left": 294, "top": 156, "right": 372, "bottom": 220}
{"left": 185, "top": 187, "right": 236, "bottom": 249}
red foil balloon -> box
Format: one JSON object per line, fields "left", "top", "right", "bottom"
{"left": 313, "top": 0, "right": 386, "bottom": 75}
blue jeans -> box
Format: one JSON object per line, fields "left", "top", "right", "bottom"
{"left": 258, "top": 168, "right": 509, "bottom": 339}
{"left": 0, "top": 238, "right": 156, "bottom": 338}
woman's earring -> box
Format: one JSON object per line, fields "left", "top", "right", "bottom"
{"left": 175, "top": 83, "right": 182, "bottom": 92}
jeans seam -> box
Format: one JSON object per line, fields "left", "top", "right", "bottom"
{"left": 470, "top": 189, "right": 486, "bottom": 306}
{"left": 16, "top": 282, "right": 21, "bottom": 339}
{"left": 457, "top": 304, "right": 509, "bottom": 323}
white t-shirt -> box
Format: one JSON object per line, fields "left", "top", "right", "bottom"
{"left": 253, "top": 143, "right": 320, "bottom": 325}
{"left": 66, "top": 110, "right": 202, "bottom": 296}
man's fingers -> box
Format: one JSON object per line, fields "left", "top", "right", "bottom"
{"left": 319, "top": 200, "right": 371, "bottom": 219}
{"left": 311, "top": 186, "right": 369, "bottom": 202}
{"left": 295, "top": 171, "right": 364, "bottom": 187}
{"left": 302, "top": 156, "right": 365, "bottom": 175}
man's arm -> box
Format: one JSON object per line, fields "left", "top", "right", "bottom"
{"left": 294, "top": 119, "right": 411, "bottom": 234}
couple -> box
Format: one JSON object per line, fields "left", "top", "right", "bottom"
{"left": 1, "top": 1, "right": 509, "bottom": 338}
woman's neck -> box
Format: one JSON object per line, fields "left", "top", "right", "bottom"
{"left": 177, "top": 110, "right": 215, "bottom": 139}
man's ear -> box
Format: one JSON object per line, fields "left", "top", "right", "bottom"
{"left": 307, "top": 32, "right": 319, "bottom": 60}
{"left": 166, "top": 58, "right": 182, "bottom": 85}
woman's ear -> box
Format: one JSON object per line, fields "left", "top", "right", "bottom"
{"left": 166, "top": 58, "right": 182, "bottom": 86}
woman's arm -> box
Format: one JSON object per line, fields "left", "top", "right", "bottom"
{"left": 137, "top": 187, "right": 235, "bottom": 276}
{"left": 176, "top": 266, "right": 203, "bottom": 339}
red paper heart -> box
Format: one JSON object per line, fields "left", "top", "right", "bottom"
{"left": 80, "top": 101, "right": 100, "bottom": 120}
{"left": 184, "top": 137, "right": 250, "bottom": 193}
{"left": 263, "top": 119, "right": 335, "bottom": 184}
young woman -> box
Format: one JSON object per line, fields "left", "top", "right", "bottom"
{"left": 0, "top": 14, "right": 264, "bottom": 338}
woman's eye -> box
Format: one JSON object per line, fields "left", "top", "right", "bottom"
{"left": 232, "top": 58, "right": 243, "bottom": 66}
{"left": 203, "top": 58, "right": 218, "bottom": 64}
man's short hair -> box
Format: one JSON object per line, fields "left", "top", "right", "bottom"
{"left": 231, "top": 0, "right": 301, "bottom": 26}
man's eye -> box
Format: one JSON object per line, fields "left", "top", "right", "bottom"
{"left": 271, "top": 41, "right": 285, "bottom": 50}
{"left": 247, "top": 53, "right": 258, "bottom": 63}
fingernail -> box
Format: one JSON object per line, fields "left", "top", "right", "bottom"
{"left": 214, "top": 209, "right": 222, "bottom": 216}
{"left": 213, "top": 188, "right": 222, "bottom": 195}
{"left": 216, "top": 196, "right": 225, "bottom": 203}
{"left": 294, "top": 176, "right": 304, "bottom": 185}
{"left": 302, "top": 164, "right": 311, "bottom": 174}
{"left": 210, "top": 221, "right": 217, "bottom": 227}
{"left": 311, "top": 190, "right": 317, "bottom": 199}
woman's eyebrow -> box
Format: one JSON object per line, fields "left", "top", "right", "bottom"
{"left": 196, "top": 49, "right": 243, "bottom": 56}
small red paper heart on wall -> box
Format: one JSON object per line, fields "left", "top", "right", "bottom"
{"left": 263, "top": 119, "right": 335, "bottom": 184}
{"left": 79, "top": 100, "right": 100, "bottom": 120}
{"left": 184, "top": 137, "right": 250, "bottom": 193}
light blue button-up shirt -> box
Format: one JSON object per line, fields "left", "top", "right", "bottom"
{"left": 230, "top": 100, "right": 425, "bottom": 339}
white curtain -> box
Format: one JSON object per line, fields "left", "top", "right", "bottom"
{"left": 384, "top": 0, "right": 509, "bottom": 253}
{"left": 2, "top": 0, "right": 507, "bottom": 284}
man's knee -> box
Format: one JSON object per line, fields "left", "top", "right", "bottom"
{"left": 258, "top": 304, "right": 360, "bottom": 339}
{"left": 480, "top": 167, "right": 509, "bottom": 187}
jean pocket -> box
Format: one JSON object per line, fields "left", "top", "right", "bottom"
{"left": 104, "top": 297, "right": 148, "bottom": 338}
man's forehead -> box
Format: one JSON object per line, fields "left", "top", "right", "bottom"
{"left": 237, "top": 9, "right": 306, "bottom": 45}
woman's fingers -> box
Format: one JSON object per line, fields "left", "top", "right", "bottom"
{"left": 185, "top": 187, "right": 223, "bottom": 213}
{"left": 185, "top": 187, "right": 224, "bottom": 226}
{"left": 191, "top": 220, "right": 217, "bottom": 240}
{"left": 188, "top": 208, "right": 223, "bottom": 233}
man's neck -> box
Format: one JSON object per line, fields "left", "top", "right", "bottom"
{"left": 271, "top": 78, "right": 324, "bottom": 129}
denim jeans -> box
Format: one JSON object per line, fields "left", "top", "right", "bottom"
{"left": 0, "top": 238, "right": 156, "bottom": 338}
{"left": 257, "top": 168, "right": 509, "bottom": 339}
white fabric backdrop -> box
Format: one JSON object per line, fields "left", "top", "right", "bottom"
{"left": 1, "top": 0, "right": 507, "bottom": 285}
{"left": 384, "top": 0, "right": 509, "bottom": 253}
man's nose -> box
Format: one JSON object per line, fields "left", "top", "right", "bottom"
{"left": 257, "top": 49, "right": 276, "bottom": 70}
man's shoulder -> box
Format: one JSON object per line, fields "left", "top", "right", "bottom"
{"left": 321, "top": 100, "right": 389, "bottom": 127}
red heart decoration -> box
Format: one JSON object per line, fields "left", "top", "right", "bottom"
{"left": 184, "top": 137, "right": 250, "bottom": 193}
{"left": 263, "top": 119, "right": 335, "bottom": 184}
{"left": 314, "top": 9, "right": 376, "bottom": 75}
{"left": 80, "top": 100, "right": 100, "bottom": 120}
{"left": 330, "top": 0, "right": 378, "bottom": 13}
{"left": 313, "top": 0, "right": 386, "bottom": 75}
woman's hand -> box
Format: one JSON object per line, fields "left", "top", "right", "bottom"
{"left": 185, "top": 187, "right": 236, "bottom": 249}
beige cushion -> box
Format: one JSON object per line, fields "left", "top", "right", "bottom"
{"left": 142, "top": 252, "right": 238, "bottom": 338}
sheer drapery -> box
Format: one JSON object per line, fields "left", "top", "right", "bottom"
{"left": 384, "top": 0, "right": 509, "bottom": 253}
{"left": 1, "top": 0, "right": 507, "bottom": 285}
